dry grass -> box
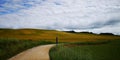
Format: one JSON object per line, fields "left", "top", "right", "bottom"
{"left": 0, "top": 29, "right": 120, "bottom": 42}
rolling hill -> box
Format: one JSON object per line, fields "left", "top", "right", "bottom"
{"left": 0, "top": 29, "right": 120, "bottom": 42}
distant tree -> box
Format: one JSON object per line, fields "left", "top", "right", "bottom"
{"left": 99, "top": 33, "right": 114, "bottom": 35}
{"left": 64, "top": 30, "right": 76, "bottom": 33}
{"left": 79, "top": 31, "right": 94, "bottom": 34}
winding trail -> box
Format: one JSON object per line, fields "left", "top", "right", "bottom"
{"left": 9, "top": 44, "right": 55, "bottom": 60}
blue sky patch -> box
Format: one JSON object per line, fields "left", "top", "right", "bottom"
{"left": 54, "top": 2, "right": 62, "bottom": 5}
{"left": 0, "top": 0, "right": 36, "bottom": 15}
{"left": 0, "top": 0, "right": 7, "bottom": 4}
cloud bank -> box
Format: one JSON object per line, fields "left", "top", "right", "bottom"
{"left": 0, "top": 0, "right": 120, "bottom": 35}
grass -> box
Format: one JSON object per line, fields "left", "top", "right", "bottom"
{"left": 0, "top": 29, "right": 120, "bottom": 42}
{"left": 50, "top": 40, "right": 120, "bottom": 60}
{"left": 0, "top": 38, "right": 54, "bottom": 60}
{"left": 0, "top": 29, "right": 120, "bottom": 60}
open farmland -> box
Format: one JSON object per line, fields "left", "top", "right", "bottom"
{"left": 50, "top": 40, "right": 120, "bottom": 60}
{"left": 0, "top": 29, "right": 120, "bottom": 60}
{"left": 0, "top": 29, "right": 120, "bottom": 42}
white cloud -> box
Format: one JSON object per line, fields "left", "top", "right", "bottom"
{"left": 0, "top": 0, "right": 120, "bottom": 34}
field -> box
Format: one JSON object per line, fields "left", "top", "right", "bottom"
{"left": 50, "top": 40, "right": 120, "bottom": 60}
{"left": 0, "top": 38, "right": 54, "bottom": 60}
{"left": 0, "top": 29, "right": 120, "bottom": 60}
{"left": 0, "top": 29, "right": 120, "bottom": 42}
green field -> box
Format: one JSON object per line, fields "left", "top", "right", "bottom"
{"left": 50, "top": 40, "right": 120, "bottom": 60}
{"left": 0, "top": 38, "right": 54, "bottom": 60}
{"left": 0, "top": 29, "right": 120, "bottom": 60}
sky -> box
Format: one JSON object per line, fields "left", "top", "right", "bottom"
{"left": 0, "top": 0, "right": 120, "bottom": 35}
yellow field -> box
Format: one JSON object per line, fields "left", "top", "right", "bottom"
{"left": 0, "top": 29, "right": 120, "bottom": 42}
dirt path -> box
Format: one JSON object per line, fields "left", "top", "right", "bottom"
{"left": 9, "top": 44, "right": 55, "bottom": 60}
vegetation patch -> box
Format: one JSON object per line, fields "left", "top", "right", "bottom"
{"left": 0, "top": 29, "right": 120, "bottom": 42}
{"left": 64, "top": 40, "right": 111, "bottom": 47}
{"left": 0, "top": 38, "right": 54, "bottom": 60}
{"left": 50, "top": 40, "right": 120, "bottom": 60}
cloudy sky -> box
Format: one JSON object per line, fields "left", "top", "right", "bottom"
{"left": 0, "top": 0, "right": 120, "bottom": 35}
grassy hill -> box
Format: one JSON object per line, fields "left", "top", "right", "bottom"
{"left": 0, "top": 28, "right": 120, "bottom": 60}
{"left": 0, "top": 29, "right": 120, "bottom": 42}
